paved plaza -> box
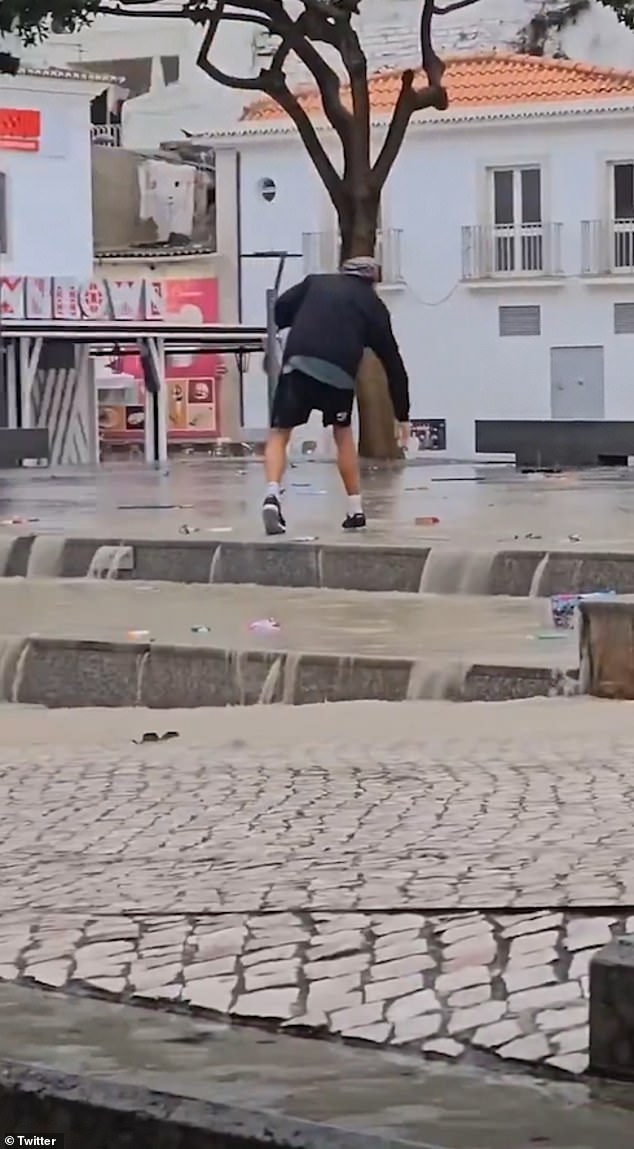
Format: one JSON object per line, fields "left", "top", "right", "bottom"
{"left": 0, "top": 698, "right": 633, "bottom": 1081}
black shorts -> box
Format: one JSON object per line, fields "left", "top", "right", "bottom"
{"left": 270, "top": 369, "right": 354, "bottom": 429}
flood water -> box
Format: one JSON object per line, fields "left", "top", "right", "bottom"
{"left": 1, "top": 984, "right": 633, "bottom": 1149}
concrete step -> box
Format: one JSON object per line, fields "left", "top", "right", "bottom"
{"left": 1, "top": 533, "right": 633, "bottom": 598}
{"left": 0, "top": 579, "right": 577, "bottom": 708}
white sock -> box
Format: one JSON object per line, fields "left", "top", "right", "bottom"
{"left": 266, "top": 481, "right": 281, "bottom": 500}
{"left": 347, "top": 494, "right": 363, "bottom": 516}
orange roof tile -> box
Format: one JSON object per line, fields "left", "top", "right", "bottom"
{"left": 241, "top": 52, "right": 634, "bottom": 122}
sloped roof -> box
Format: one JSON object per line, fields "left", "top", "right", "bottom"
{"left": 241, "top": 52, "right": 634, "bottom": 123}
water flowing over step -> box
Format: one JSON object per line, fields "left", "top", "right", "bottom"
{"left": 418, "top": 549, "right": 496, "bottom": 595}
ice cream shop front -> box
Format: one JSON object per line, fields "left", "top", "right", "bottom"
{"left": 1, "top": 274, "right": 263, "bottom": 466}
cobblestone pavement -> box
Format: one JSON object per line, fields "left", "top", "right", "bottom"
{"left": 1, "top": 719, "right": 634, "bottom": 1078}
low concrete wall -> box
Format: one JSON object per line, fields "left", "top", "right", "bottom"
{"left": 4, "top": 534, "right": 634, "bottom": 597}
{"left": 579, "top": 598, "right": 634, "bottom": 699}
{"left": 0, "top": 635, "right": 571, "bottom": 707}
{"left": 0, "top": 1060, "right": 430, "bottom": 1149}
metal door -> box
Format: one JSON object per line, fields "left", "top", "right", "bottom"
{"left": 550, "top": 346, "right": 605, "bottom": 419}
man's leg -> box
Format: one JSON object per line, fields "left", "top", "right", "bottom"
{"left": 263, "top": 371, "right": 311, "bottom": 536}
{"left": 324, "top": 388, "right": 366, "bottom": 530}
{"left": 262, "top": 427, "right": 291, "bottom": 535}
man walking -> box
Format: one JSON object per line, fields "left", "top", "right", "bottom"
{"left": 261, "top": 256, "right": 410, "bottom": 536}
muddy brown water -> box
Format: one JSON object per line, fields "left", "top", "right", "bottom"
{"left": 0, "top": 984, "right": 633, "bottom": 1149}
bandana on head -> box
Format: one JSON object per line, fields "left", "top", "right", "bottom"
{"left": 341, "top": 256, "right": 379, "bottom": 280}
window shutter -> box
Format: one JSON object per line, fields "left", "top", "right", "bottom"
{"left": 614, "top": 302, "right": 634, "bottom": 334}
{"left": 498, "top": 305, "right": 541, "bottom": 337}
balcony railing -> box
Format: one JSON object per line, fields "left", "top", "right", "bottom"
{"left": 302, "top": 228, "right": 404, "bottom": 285}
{"left": 91, "top": 122, "right": 122, "bottom": 147}
{"left": 462, "top": 223, "right": 563, "bottom": 280}
{"left": 581, "top": 219, "right": 634, "bottom": 276}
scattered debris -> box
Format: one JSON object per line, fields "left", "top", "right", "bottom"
{"left": 134, "top": 585, "right": 159, "bottom": 592}
{"left": 179, "top": 525, "right": 199, "bottom": 535}
{"left": 291, "top": 482, "right": 312, "bottom": 488}
{"left": 293, "top": 535, "right": 318, "bottom": 542}
{"left": 127, "top": 629, "right": 151, "bottom": 641}
{"left": 533, "top": 632, "right": 568, "bottom": 640}
{"left": 550, "top": 590, "right": 616, "bottom": 629}
{"left": 191, "top": 625, "right": 211, "bottom": 634}
{"left": 1, "top": 517, "right": 39, "bottom": 525}
{"left": 248, "top": 617, "right": 281, "bottom": 634}
{"left": 133, "top": 731, "right": 180, "bottom": 744}
{"left": 415, "top": 516, "right": 440, "bottom": 526}
{"left": 568, "top": 533, "right": 581, "bottom": 542}
{"left": 405, "top": 485, "right": 429, "bottom": 491}
{"left": 206, "top": 526, "right": 233, "bottom": 533}
{"left": 118, "top": 504, "right": 192, "bottom": 510}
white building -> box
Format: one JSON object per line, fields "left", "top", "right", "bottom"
{"left": 0, "top": 64, "right": 112, "bottom": 279}
{"left": 18, "top": 1, "right": 634, "bottom": 145}
{"left": 202, "top": 52, "right": 634, "bottom": 460}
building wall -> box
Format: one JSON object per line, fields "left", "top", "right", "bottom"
{"left": 234, "top": 108, "right": 634, "bottom": 457}
{"left": 0, "top": 75, "right": 101, "bottom": 280}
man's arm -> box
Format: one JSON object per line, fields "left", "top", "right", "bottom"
{"left": 365, "top": 297, "right": 410, "bottom": 422}
{"left": 274, "top": 277, "right": 310, "bottom": 330}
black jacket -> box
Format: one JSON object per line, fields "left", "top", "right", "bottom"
{"left": 274, "top": 273, "right": 410, "bottom": 422}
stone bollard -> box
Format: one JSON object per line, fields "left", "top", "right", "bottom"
{"left": 589, "top": 934, "right": 634, "bottom": 1079}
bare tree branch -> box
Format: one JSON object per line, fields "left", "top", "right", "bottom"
{"left": 371, "top": 0, "right": 447, "bottom": 191}
{"left": 432, "top": 0, "right": 480, "bottom": 13}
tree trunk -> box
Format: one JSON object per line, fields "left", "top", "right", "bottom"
{"left": 340, "top": 201, "right": 402, "bottom": 461}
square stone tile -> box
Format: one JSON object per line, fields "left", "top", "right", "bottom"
{"left": 449, "top": 1000, "right": 505, "bottom": 1034}
{"left": 387, "top": 989, "right": 440, "bottom": 1023}
{"left": 330, "top": 1001, "right": 384, "bottom": 1032}
{"left": 502, "top": 914, "right": 563, "bottom": 939}
{"left": 564, "top": 919, "right": 614, "bottom": 952}
{"left": 547, "top": 1053, "right": 587, "bottom": 1074}
{"left": 371, "top": 954, "right": 434, "bottom": 980}
{"left": 373, "top": 939, "right": 428, "bottom": 963}
{"left": 436, "top": 966, "right": 490, "bottom": 996}
{"left": 448, "top": 985, "right": 491, "bottom": 1008}
{"left": 503, "top": 965, "right": 557, "bottom": 993}
{"left": 25, "top": 960, "right": 70, "bottom": 988}
{"left": 305, "top": 953, "right": 369, "bottom": 980}
{"left": 309, "top": 931, "right": 365, "bottom": 959}
{"left": 499, "top": 1034, "right": 550, "bottom": 1062}
{"left": 182, "top": 975, "right": 235, "bottom": 1013}
{"left": 537, "top": 1005, "right": 588, "bottom": 1032}
{"left": 424, "top": 1038, "right": 464, "bottom": 1058}
{"left": 232, "top": 987, "right": 299, "bottom": 1019}
{"left": 306, "top": 973, "right": 361, "bottom": 1007}
{"left": 343, "top": 1022, "right": 391, "bottom": 1043}
{"left": 509, "top": 931, "right": 559, "bottom": 956}
{"left": 473, "top": 1019, "right": 521, "bottom": 1048}
{"left": 242, "top": 944, "right": 297, "bottom": 968}
{"left": 508, "top": 981, "right": 581, "bottom": 1014}
{"left": 554, "top": 1026, "right": 589, "bottom": 1054}
{"left": 392, "top": 1013, "right": 441, "bottom": 1044}
{"left": 365, "top": 973, "right": 423, "bottom": 1004}
{"left": 373, "top": 914, "right": 425, "bottom": 935}
{"left": 244, "top": 959, "right": 300, "bottom": 991}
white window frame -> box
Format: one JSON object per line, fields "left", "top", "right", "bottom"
{"left": 608, "top": 160, "right": 634, "bottom": 272}
{"left": 489, "top": 164, "right": 544, "bottom": 275}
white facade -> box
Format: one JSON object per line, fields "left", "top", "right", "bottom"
{"left": 0, "top": 68, "right": 108, "bottom": 279}
{"left": 208, "top": 81, "right": 634, "bottom": 459}
{"left": 18, "top": 1, "right": 634, "bottom": 144}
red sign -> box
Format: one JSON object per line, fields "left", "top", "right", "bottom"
{"left": 98, "top": 277, "right": 225, "bottom": 445}
{"left": 0, "top": 108, "right": 41, "bottom": 152}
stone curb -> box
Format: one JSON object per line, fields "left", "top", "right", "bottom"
{"left": 4, "top": 534, "right": 634, "bottom": 596}
{"left": 0, "top": 1059, "right": 434, "bottom": 1149}
{"left": 0, "top": 636, "right": 572, "bottom": 707}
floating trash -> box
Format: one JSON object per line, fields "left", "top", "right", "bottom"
{"left": 179, "top": 525, "right": 199, "bottom": 535}
{"left": 133, "top": 731, "right": 179, "bottom": 744}
{"left": 293, "top": 535, "right": 318, "bottom": 542}
{"left": 415, "top": 516, "right": 440, "bottom": 526}
{"left": 248, "top": 618, "right": 281, "bottom": 634}
{"left": 568, "top": 533, "right": 581, "bottom": 542}
{"left": 550, "top": 590, "right": 616, "bottom": 629}
{"left": 191, "top": 625, "right": 211, "bottom": 634}
{"left": 127, "top": 629, "right": 151, "bottom": 641}
{"left": 206, "top": 526, "right": 233, "bottom": 533}
{"left": 1, "top": 517, "right": 39, "bottom": 525}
